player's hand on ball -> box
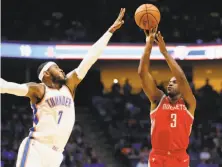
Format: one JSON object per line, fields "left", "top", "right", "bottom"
{"left": 109, "top": 8, "right": 125, "bottom": 33}
{"left": 144, "top": 26, "right": 158, "bottom": 43}
{"left": 155, "top": 31, "right": 167, "bottom": 54}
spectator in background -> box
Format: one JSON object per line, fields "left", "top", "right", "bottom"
{"left": 136, "top": 156, "right": 148, "bottom": 167}
{"left": 123, "top": 78, "right": 132, "bottom": 97}
{"left": 198, "top": 147, "right": 211, "bottom": 166}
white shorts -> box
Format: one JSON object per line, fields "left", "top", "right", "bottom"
{"left": 16, "top": 137, "right": 64, "bottom": 167}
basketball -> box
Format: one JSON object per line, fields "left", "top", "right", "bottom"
{"left": 134, "top": 4, "right": 161, "bottom": 30}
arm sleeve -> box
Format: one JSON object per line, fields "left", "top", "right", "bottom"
{"left": 74, "top": 31, "right": 113, "bottom": 79}
{"left": 0, "top": 78, "right": 29, "bottom": 96}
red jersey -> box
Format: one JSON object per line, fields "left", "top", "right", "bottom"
{"left": 150, "top": 95, "right": 194, "bottom": 151}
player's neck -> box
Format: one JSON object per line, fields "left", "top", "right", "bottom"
{"left": 53, "top": 83, "right": 62, "bottom": 90}
{"left": 168, "top": 94, "right": 181, "bottom": 104}
{"left": 45, "top": 82, "right": 62, "bottom": 90}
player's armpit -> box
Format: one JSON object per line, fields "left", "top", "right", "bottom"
{"left": 26, "top": 82, "right": 45, "bottom": 100}
{"left": 66, "top": 70, "right": 82, "bottom": 94}
{"left": 139, "top": 72, "right": 164, "bottom": 103}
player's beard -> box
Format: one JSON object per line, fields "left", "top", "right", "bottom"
{"left": 51, "top": 74, "right": 66, "bottom": 85}
{"left": 168, "top": 92, "right": 175, "bottom": 98}
{"left": 168, "top": 90, "right": 180, "bottom": 99}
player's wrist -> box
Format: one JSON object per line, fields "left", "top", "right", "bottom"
{"left": 146, "top": 36, "right": 154, "bottom": 43}
{"left": 161, "top": 50, "right": 168, "bottom": 55}
{"left": 108, "top": 27, "right": 115, "bottom": 34}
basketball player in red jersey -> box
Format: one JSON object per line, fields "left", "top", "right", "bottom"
{"left": 138, "top": 28, "right": 196, "bottom": 167}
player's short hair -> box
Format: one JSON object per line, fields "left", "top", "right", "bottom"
{"left": 37, "top": 62, "right": 50, "bottom": 77}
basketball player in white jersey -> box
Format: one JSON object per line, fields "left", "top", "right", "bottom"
{"left": 0, "top": 8, "right": 125, "bottom": 167}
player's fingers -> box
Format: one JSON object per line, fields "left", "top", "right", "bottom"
{"left": 151, "top": 27, "right": 156, "bottom": 33}
{"left": 154, "top": 26, "right": 158, "bottom": 33}
{"left": 118, "top": 8, "right": 125, "bottom": 20}
{"left": 121, "top": 9, "right": 125, "bottom": 20}
{"left": 148, "top": 29, "right": 152, "bottom": 35}
{"left": 116, "top": 9, "right": 123, "bottom": 21}
{"left": 144, "top": 30, "right": 147, "bottom": 36}
{"left": 160, "top": 36, "right": 164, "bottom": 42}
{"left": 122, "top": 8, "right": 126, "bottom": 14}
{"left": 157, "top": 31, "right": 163, "bottom": 41}
{"left": 149, "top": 28, "right": 155, "bottom": 35}
{"left": 155, "top": 26, "right": 158, "bottom": 31}
{"left": 156, "top": 32, "right": 161, "bottom": 40}
{"left": 154, "top": 39, "right": 159, "bottom": 44}
{"left": 159, "top": 31, "right": 164, "bottom": 40}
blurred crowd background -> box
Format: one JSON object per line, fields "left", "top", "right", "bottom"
{"left": 1, "top": 77, "right": 222, "bottom": 167}
{"left": 1, "top": 0, "right": 222, "bottom": 167}
{"left": 2, "top": 0, "right": 222, "bottom": 43}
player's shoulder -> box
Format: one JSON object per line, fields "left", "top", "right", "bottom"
{"left": 150, "top": 93, "right": 167, "bottom": 112}
{"left": 26, "top": 82, "right": 43, "bottom": 87}
{"left": 27, "top": 82, "right": 45, "bottom": 103}
{"left": 27, "top": 82, "right": 45, "bottom": 92}
{"left": 155, "top": 93, "right": 167, "bottom": 104}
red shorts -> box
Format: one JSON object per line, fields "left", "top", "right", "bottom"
{"left": 148, "top": 149, "right": 190, "bottom": 167}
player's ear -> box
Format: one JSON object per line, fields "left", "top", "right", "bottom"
{"left": 43, "top": 71, "right": 50, "bottom": 77}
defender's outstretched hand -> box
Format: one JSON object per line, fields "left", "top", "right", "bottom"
{"left": 109, "top": 8, "right": 125, "bottom": 33}
{"left": 155, "top": 31, "right": 167, "bottom": 54}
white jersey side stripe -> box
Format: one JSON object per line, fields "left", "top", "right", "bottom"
{"left": 31, "top": 104, "right": 39, "bottom": 125}
{"left": 185, "top": 109, "right": 194, "bottom": 119}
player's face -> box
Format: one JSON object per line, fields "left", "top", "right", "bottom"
{"left": 48, "top": 65, "right": 66, "bottom": 84}
{"left": 167, "top": 77, "right": 180, "bottom": 97}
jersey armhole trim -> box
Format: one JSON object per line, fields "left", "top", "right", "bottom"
{"left": 185, "top": 109, "right": 194, "bottom": 119}
{"left": 64, "top": 84, "right": 74, "bottom": 99}
{"left": 150, "top": 94, "right": 166, "bottom": 115}
{"left": 183, "top": 98, "right": 194, "bottom": 120}
{"left": 35, "top": 84, "right": 46, "bottom": 106}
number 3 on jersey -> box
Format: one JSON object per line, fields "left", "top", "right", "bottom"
{"left": 170, "top": 113, "right": 177, "bottom": 128}
{"left": 58, "top": 111, "right": 63, "bottom": 124}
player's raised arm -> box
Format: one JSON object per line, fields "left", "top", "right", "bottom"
{"left": 66, "top": 8, "right": 125, "bottom": 92}
{"left": 138, "top": 28, "right": 164, "bottom": 104}
{"left": 0, "top": 78, "right": 44, "bottom": 103}
{"left": 155, "top": 31, "right": 196, "bottom": 115}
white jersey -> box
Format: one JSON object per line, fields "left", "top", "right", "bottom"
{"left": 29, "top": 84, "right": 75, "bottom": 152}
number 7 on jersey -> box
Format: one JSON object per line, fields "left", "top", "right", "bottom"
{"left": 58, "top": 111, "right": 63, "bottom": 124}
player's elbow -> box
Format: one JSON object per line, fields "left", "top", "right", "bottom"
{"left": 190, "top": 94, "right": 197, "bottom": 107}
{"left": 138, "top": 68, "right": 145, "bottom": 78}
{"left": 175, "top": 74, "right": 187, "bottom": 84}
{"left": 138, "top": 72, "right": 145, "bottom": 79}
{"left": 183, "top": 91, "right": 196, "bottom": 109}
{"left": 176, "top": 70, "right": 186, "bottom": 79}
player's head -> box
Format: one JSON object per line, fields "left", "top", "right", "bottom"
{"left": 167, "top": 77, "right": 180, "bottom": 97}
{"left": 37, "top": 62, "right": 66, "bottom": 85}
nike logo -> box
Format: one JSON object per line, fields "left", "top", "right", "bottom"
{"left": 183, "top": 159, "right": 188, "bottom": 162}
